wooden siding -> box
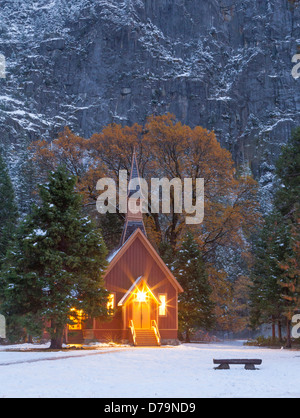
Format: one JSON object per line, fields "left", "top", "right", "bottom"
{"left": 73, "top": 232, "right": 181, "bottom": 344}
{"left": 104, "top": 236, "right": 178, "bottom": 331}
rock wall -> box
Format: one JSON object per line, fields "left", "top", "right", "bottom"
{"left": 0, "top": 0, "right": 299, "bottom": 207}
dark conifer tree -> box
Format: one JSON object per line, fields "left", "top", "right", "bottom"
{"left": 0, "top": 153, "right": 18, "bottom": 267}
{"left": 275, "top": 127, "right": 300, "bottom": 218}
{"left": 174, "top": 232, "right": 215, "bottom": 342}
{"left": 249, "top": 211, "right": 288, "bottom": 341}
{"left": 1, "top": 166, "right": 109, "bottom": 348}
{"left": 98, "top": 212, "right": 123, "bottom": 253}
{"left": 275, "top": 128, "right": 300, "bottom": 347}
{"left": 250, "top": 128, "right": 300, "bottom": 347}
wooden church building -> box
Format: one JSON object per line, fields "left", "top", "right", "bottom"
{"left": 67, "top": 150, "right": 183, "bottom": 346}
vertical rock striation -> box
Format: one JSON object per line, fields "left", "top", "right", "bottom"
{"left": 0, "top": 0, "right": 299, "bottom": 208}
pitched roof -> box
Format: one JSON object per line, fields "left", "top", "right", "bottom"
{"left": 104, "top": 228, "right": 184, "bottom": 293}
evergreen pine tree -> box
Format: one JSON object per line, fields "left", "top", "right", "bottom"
{"left": 98, "top": 212, "right": 123, "bottom": 253}
{"left": 250, "top": 128, "right": 300, "bottom": 347}
{"left": 174, "top": 232, "right": 215, "bottom": 342}
{"left": 275, "top": 127, "right": 300, "bottom": 218}
{"left": 278, "top": 211, "right": 300, "bottom": 348}
{"left": 0, "top": 166, "right": 109, "bottom": 349}
{"left": 275, "top": 128, "right": 300, "bottom": 347}
{"left": 0, "top": 153, "right": 18, "bottom": 267}
{"left": 249, "top": 211, "right": 288, "bottom": 341}
{"left": 159, "top": 240, "right": 175, "bottom": 267}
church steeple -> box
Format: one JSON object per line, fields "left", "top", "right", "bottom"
{"left": 119, "top": 148, "right": 147, "bottom": 247}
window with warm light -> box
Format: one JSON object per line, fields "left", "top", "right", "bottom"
{"left": 159, "top": 294, "right": 167, "bottom": 316}
{"left": 68, "top": 308, "right": 83, "bottom": 330}
{"left": 107, "top": 293, "right": 115, "bottom": 315}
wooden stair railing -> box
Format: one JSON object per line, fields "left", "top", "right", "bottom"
{"left": 130, "top": 320, "right": 161, "bottom": 346}
{"left": 151, "top": 320, "right": 161, "bottom": 346}
{"left": 129, "top": 320, "right": 137, "bottom": 346}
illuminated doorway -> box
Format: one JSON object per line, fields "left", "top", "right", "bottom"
{"left": 133, "top": 298, "right": 151, "bottom": 329}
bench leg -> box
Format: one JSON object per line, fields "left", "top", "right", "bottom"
{"left": 215, "top": 363, "right": 230, "bottom": 370}
{"left": 245, "top": 364, "right": 256, "bottom": 370}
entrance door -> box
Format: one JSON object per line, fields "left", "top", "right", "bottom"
{"left": 133, "top": 301, "right": 151, "bottom": 329}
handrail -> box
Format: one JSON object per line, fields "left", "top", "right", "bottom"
{"left": 129, "top": 320, "right": 137, "bottom": 346}
{"left": 151, "top": 320, "right": 161, "bottom": 346}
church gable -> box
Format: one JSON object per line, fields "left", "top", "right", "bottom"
{"left": 104, "top": 229, "right": 183, "bottom": 296}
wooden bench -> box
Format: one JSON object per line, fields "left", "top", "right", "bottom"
{"left": 213, "top": 359, "right": 262, "bottom": 370}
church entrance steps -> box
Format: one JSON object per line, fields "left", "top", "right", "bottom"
{"left": 135, "top": 329, "right": 160, "bottom": 346}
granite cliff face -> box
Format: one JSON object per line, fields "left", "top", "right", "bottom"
{"left": 0, "top": 0, "right": 299, "bottom": 208}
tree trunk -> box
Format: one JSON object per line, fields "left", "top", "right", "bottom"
{"left": 177, "top": 331, "right": 184, "bottom": 341}
{"left": 50, "top": 335, "right": 63, "bottom": 350}
{"left": 50, "top": 323, "right": 64, "bottom": 350}
{"left": 278, "top": 320, "right": 282, "bottom": 342}
{"left": 271, "top": 316, "right": 276, "bottom": 342}
{"left": 286, "top": 318, "right": 292, "bottom": 349}
{"left": 185, "top": 328, "right": 191, "bottom": 343}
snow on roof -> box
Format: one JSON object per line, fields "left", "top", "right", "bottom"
{"left": 106, "top": 233, "right": 132, "bottom": 263}
{"left": 118, "top": 276, "right": 143, "bottom": 306}
{"left": 107, "top": 247, "right": 122, "bottom": 263}
{"left": 118, "top": 276, "right": 160, "bottom": 307}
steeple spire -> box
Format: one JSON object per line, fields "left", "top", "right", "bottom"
{"left": 119, "top": 147, "right": 147, "bottom": 247}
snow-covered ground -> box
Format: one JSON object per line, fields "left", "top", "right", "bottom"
{"left": 0, "top": 340, "right": 299, "bottom": 398}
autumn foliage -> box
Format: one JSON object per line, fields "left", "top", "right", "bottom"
{"left": 31, "top": 114, "right": 260, "bottom": 249}
{"left": 30, "top": 114, "right": 261, "bottom": 332}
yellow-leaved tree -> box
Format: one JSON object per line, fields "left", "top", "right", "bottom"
{"left": 30, "top": 114, "right": 261, "bottom": 332}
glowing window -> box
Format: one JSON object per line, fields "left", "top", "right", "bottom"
{"left": 107, "top": 293, "right": 115, "bottom": 315}
{"left": 135, "top": 290, "right": 148, "bottom": 303}
{"left": 159, "top": 294, "right": 167, "bottom": 316}
{"left": 69, "top": 309, "right": 83, "bottom": 330}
